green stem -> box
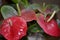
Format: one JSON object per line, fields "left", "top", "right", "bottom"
{"left": 16, "top": 3, "right": 21, "bottom": 16}
{"left": 25, "top": 0, "right": 29, "bottom": 7}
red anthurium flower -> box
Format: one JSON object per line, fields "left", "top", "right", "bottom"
{"left": 21, "top": 9, "right": 36, "bottom": 22}
{"left": 0, "top": 16, "right": 27, "bottom": 40}
{"left": 37, "top": 14, "right": 60, "bottom": 37}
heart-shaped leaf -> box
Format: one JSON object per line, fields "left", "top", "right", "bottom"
{"left": 1, "top": 5, "right": 18, "bottom": 19}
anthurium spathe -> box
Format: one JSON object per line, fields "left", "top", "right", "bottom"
{"left": 0, "top": 16, "right": 27, "bottom": 40}
{"left": 37, "top": 14, "right": 60, "bottom": 37}
{"left": 21, "top": 9, "right": 36, "bottom": 22}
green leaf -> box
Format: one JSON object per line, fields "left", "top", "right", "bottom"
{"left": 48, "top": 4, "right": 60, "bottom": 12}
{"left": 1, "top": 5, "right": 17, "bottom": 19}
{"left": 26, "top": 4, "right": 40, "bottom": 10}
{"left": 42, "top": 4, "right": 49, "bottom": 12}
{"left": 28, "top": 23, "right": 42, "bottom": 33}
{"left": 31, "top": 27, "right": 40, "bottom": 33}
{"left": 12, "top": 0, "right": 21, "bottom": 3}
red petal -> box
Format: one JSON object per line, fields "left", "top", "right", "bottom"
{"left": 21, "top": 9, "right": 37, "bottom": 22}
{"left": 0, "top": 16, "right": 27, "bottom": 40}
{"left": 37, "top": 14, "right": 60, "bottom": 37}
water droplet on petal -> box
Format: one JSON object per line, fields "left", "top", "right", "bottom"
{"left": 20, "top": 29, "right": 23, "bottom": 32}
{"left": 18, "top": 32, "right": 21, "bottom": 35}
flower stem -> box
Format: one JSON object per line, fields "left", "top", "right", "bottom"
{"left": 25, "top": 0, "right": 29, "bottom": 7}
{"left": 16, "top": 3, "right": 21, "bottom": 16}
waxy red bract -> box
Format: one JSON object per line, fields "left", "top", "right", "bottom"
{"left": 21, "top": 9, "right": 36, "bottom": 22}
{"left": 0, "top": 16, "right": 27, "bottom": 40}
{"left": 37, "top": 14, "right": 60, "bottom": 37}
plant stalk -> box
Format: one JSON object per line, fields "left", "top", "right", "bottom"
{"left": 16, "top": 3, "right": 21, "bottom": 16}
